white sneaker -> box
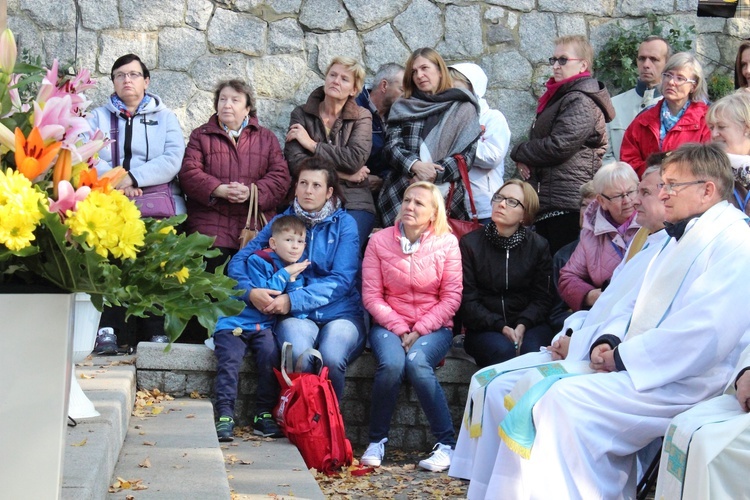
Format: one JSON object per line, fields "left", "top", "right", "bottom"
{"left": 418, "top": 443, "right": 452, "bottom": 472}
{"left": 360, "top": 437, "right": 387, "bottom": 467}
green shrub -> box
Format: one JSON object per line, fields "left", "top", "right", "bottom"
{"left": 707, "top": 73, "right": 735, "bottom": 102}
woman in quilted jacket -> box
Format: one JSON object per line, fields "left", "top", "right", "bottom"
{"left": 180, "top": 80, "right": 291, "bottom": 268}
{"left": 511, "top": 35, "right": 615, "bottom": 256}
{"left": 558, "top": 161, "right": 641, "bottom": 312}
{"left": 360, "top": 182, "right": 462, "bottom": 473}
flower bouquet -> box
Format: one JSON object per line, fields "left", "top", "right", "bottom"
{"left": 0, "top": 29, "right": 243, "bottom": 341}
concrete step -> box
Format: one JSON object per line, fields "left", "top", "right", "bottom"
{"left": 107, "top": 397, "right": 231, "bottom": 499}
{"left": 63, "top": 358, "right": 136, "bottom": 500}
{"left": 221, "top": 431, "right": 325, "bottom": 499}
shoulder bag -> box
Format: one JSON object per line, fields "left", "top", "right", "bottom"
{"left": 239, "top": 183, "right": 268, "bottom": 248}
{"left": 109, "top": 112, "right": 176, "bottom": 219}
{"left": 445, "top": 154, "right": 482, "bottom": 239}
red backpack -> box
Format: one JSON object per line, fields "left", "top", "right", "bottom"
{"left": 273, "top": 343, "right": 353, "bottom": 474}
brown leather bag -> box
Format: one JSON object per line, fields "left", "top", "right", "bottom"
{"left": 239, "top": 183, "right": 268, "bottom": 248}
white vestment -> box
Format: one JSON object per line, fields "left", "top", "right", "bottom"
{"left": 498, "top": 202, "right": 750, "bottom": 500}
{"left": 654, "top": 345, "right": 750, "bottom": 500}
{"left": 449, "top": 230, "right": 669, "bottom": 497}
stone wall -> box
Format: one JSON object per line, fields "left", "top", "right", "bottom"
{"left": 135, "top": 342, "right": 477, "bottom": 451}
{"left": 9, "top": 0, "right": 750, "bottom": 160}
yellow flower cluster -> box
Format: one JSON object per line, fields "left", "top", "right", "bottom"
{"left": 0, "top": 169, "right": 47, "bottom": 251}
{"left": 66, "top": 189, "right": 146, "bottom": 259}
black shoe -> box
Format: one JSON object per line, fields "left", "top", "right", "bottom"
{"left": 253, "top": 412, "right": 283, "bottom": 438}
{"left": 216, "top": 415, "right": 235, "bottom": 442}
{"left": 94, "top": 328, "right": 118, "bottom": 355}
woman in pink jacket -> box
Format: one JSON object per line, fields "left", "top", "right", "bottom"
{"left": 558, "top": 161, "right": 640, "bottom": 311}
{"left": 360, "top": 181, "right": 462, "bottom": 473}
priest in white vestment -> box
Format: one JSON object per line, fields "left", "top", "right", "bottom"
{"left": 496, "top": 143, "right": 750, "bottom": 499}
{"left": 654, "top": 345, "right": 750, "bottom": 500}
{"left": 449, "top": 164, "right": 669, "bottom": 497}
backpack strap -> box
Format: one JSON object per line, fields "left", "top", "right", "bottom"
{"left": 253, "top": 249, "right": 278, "bottom": 272}
{"left": 109, "top": 112, "right": 120, "bottom": 168}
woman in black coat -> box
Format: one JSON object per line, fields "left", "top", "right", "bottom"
{"left": 459, "top": 180, "right": 553, "bottom": 367}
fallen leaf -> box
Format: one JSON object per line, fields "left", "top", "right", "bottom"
{"left": 186, "top": 414, "right": 195, "bottom": 418}
{"left": 71, "top": 438, "right": 87, "bottom": 447}
{"left": 139, "top": 457, "right": 151, "bottom": 468}
{"left": 151, "top": 406, "right": 164, "bottom": 415}
{"left": 80, "top": 373, "right": 94, "bottom": 379}
{"left": 117, "top": 477, "right": 131, "bottom": 489}
{"left": 277, "top": 483, "right": 290, "bottom": 487}
{"left": 402, "top": 464, "right": 416, "bottom": 471}
{"left": 240, "top": 459, "right": 253, "bottom": 465}
{"left": 143, "top": 441, "right": 155, "bottom": 446}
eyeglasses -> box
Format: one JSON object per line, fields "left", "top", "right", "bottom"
{"left": 548, "top": 57, "right": 583, "bottom": 66}
{"left": 492, "top": 194, "right": 525, "bottom": 209}
{"left": 600, "top": 189, "right": 637, "bottom": 202}
{"left": 661, "top": 72, "right": 696, "bottom": 86}
{"left": 113, "top": 71, "right": 144, "bottom": 81}
{"left": 657, "top": 180, "right": 707, "bottom": 195}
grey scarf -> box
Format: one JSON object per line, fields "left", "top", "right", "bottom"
{"left": 389, "top": 88, "right": 482, "bottom": 164}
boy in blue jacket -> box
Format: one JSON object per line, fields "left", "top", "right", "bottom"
{"left": 213, "top": 215, "right": 309, "bottom": 441}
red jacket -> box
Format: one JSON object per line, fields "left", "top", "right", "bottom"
{"left": 620, "top": 101, "right": 710, "bottom": 178}
{"left": 180, "top": 115, "right": 291, "bottom": 249}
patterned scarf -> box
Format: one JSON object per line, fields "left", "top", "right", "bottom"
{"left": 110, "top": 93, "right": 151, "bottom": 117}
{"left": 536, "top": 72, "right": 591, "bottom": 114}
{"left": 659, "top": 99, "right": 689, "bottom": 144}
{"left": 293, "top": 197, "right": 341, "bottom": 227}
{"left": 219, "top": 116, "right": 249, "bottom": 142}
{"left": 485, "top": 223, "right": 526, "bottom": 250}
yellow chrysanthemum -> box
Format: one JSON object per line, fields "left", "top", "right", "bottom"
{"left": 167, "top": 267, "right": 190, "bottom": 284}
{"left": 0, "top": 169, "right": 46, "bottom": 251}
{"left": 66, "top": 189, "right": 145, "bottom": 259}
{"left": 158, "top": 225, "right": 176, "bottom": 235}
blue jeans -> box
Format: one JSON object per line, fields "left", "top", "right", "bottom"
{"left": 367, "top": 326, "right": 455, "bottom": 446}
{"left": 347, "top": 209, "right": 376, "bottom": 255}
{"left": 275, "top": 316, "right": 366, "bottom": 401}
{"left": 213, "top": 327, "right": 280, "bottom": 417}
{"left": 464, "top": 323, "right": 555, "bottom": 367}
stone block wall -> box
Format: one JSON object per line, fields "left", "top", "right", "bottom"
{"left": 135, "top": 342, "right": 477, "bottom": 451}
{"left": 9, "top": 0, "right": 749, "bottom": 161}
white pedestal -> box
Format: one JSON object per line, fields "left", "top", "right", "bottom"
{"left": 0, "top": 293, "right": 75, "bottom": 500}
{"left": 69, "top": 293, "right": 101, "bottom": 419}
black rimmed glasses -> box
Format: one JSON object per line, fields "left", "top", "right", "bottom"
{"left": 656, "top": 180, "right": 707, "bottom": 195}
{"left": 492, "top": 193, "right": 525, "bottom": 209}
{"left": 113, "top": 71, "right": 144, "bottom": 81}
{"left": 661, "top": 72, "right": 696, "bottom": 86}
{"left": 548, "top": 57, "right": 583, "bottom": 66}
{"left": 600, "top": 189, "right": 637, "bottom": 202}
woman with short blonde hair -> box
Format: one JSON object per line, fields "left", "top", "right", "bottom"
{"left": 285, "top": 55, "right": 374, "bottom": 249}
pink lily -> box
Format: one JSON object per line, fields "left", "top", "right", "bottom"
{"left": 49, "top": 180, "right": 91, "bottom": 215}
{"left": 68, "top": 129, "right": 109, "bottom": 166}
{"left": 33, "top": 95, "right": 90, "bottom": 144}
{"left": 36, "top": 59, "right": 59, "bottom": 104}
{"left": 7, "top": 75, "right": 30, "bottom": 114}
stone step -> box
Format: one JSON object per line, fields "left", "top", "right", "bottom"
{"left": 63, "top": 359, "right": 136, "bottom": 500}
{"left": 107, "top": 397, "right": 231, "bottom": 499}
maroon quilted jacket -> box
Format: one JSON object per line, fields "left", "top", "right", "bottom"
{"left": 180, "top": 115, "right": 291, "bottom": 249}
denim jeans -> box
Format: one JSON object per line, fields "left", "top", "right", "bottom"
{"left": 346, "top": 209, "right": 376, "bottom": 255}
{"left": 367, "top": 326, "right": 456, "bottom": 446}
{"left": 275, "top": 316, "right": 366, "bottom": 401}
{"left": 464, "top": 323, "right": 555, "bottom": 367}
{"left": 213, "top": 327, "right": 280, "bottom": 417}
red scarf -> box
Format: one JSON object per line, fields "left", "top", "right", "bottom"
{"left": 536, "top": 71, "right": 591, "bottom": 114}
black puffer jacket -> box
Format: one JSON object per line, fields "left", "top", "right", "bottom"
{"left": 511, "top": 77, "right": 615, "bottom": 216}
{"left": 459, "top": 226, "right": 553, "bottom": 334}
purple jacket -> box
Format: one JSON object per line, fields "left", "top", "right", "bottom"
{"left": 558, "top": 200, "right": 640, "bottom": 311}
